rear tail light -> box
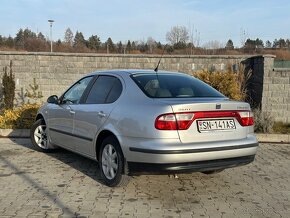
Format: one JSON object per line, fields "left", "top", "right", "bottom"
{"left": 155, "top": 110, "right": 254, "bottom": 130}
{"left": 237, "top": 111, "right": 254, "bottom": 126}
{"left": 155, "top": 113, "right": 194, "bottom": 130}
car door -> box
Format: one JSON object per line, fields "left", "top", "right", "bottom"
{"left": 47, "top": 76, "right": 93, "bottom": 151}
{"left": 72, "top": 75, "right": 123, "bottom": 157}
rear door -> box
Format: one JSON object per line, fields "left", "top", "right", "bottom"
{"left": 72, "top": 75, "right": 123, "bottom": 157}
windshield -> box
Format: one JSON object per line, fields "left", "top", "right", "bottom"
{"left": 131, "top": 73, "right": 225, "bottom": 98}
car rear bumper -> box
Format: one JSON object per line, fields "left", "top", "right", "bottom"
{"left": 121, "top": 134, "right": 258, "bottom": 164}
{"left": 128, "top": 155, "right": 255, "bottom": 175}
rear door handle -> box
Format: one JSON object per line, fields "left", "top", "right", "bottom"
{"left": 97, "top": 111, "right": 107, "bottom": 117}
{"left": 70, "top": 110, "right": 75, "bottom": 115}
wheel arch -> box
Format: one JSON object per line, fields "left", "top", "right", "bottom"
{"left": 35, "top": 113, "right": 45, "bottom": 121}
{"left": 95, "top": 130, "right": 123, "bottom": 162}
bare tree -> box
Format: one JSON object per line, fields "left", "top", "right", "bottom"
{"left": 147, "top": 37, "right": 156, "bottom": 53}
{"left": 166, "top": 26, "right": 189, "bottom": 45}
{"left": 64, "top": 28, "right": 74, "bottom": 46}
{"left": 203, "top": 40, "right": 224, "bottom": 50}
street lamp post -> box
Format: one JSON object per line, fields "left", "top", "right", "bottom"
{"left": 48, "top": 20, "right": 54, "bottom": 52}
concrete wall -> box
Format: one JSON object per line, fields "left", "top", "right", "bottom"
{"left": 0, "top": 51, "right": 288, "bottom": 123}
{"left": 262, "top": 67, "right": 290, "bottom": 123}
{"left": 0, "top": 51, "right": 248, "bottom": 103}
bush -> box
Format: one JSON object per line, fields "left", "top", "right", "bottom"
{"left": 193, "top": 70, "right": 244, "bottom": 100}
{"left": 253, "top": 108, "right": 274, "bottom": 133}
{"left": 0, "top": 104, "right": 40, "bottom": 129}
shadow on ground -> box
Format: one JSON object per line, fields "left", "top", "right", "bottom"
{"left": 10, "top": 138, "right": 104, "bottom": 185}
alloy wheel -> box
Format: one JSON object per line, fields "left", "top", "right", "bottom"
{"left": 33, "top": 124, "right": 48, "bottom": 149}
{"left": 101, "top": 144, "right": 118, "bottom": 180}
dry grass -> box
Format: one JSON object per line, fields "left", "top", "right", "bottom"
{"left": 253, "top": 109, "right": 274, "bottom": 133}
{"left": 273, "top": 122, "right": 290, "bottom": 134}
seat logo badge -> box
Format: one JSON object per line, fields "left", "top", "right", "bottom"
{"left": 216, "top": 104, "right": 221, "bottom": 109}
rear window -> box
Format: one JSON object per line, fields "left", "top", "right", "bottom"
{"left": 131, "top": 73, "right": 224, "bottom": 98}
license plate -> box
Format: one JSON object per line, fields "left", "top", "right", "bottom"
{"left": 197, "top": 119, "right": 236, "bottom": 132}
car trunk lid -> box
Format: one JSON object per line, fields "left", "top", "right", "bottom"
{"left": 157, "top": 98, "right": 252, "bottom": 143}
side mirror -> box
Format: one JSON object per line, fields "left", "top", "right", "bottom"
{"left": 47, "top": 95, "right": 59, "bottom": 104}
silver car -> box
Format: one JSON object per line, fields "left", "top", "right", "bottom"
{"left": 31, "top": 70, "right": 258, "bottom": 187}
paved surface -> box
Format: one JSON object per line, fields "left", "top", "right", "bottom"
{"left": 0, "top": 139, "right": 289, "bottom": 218}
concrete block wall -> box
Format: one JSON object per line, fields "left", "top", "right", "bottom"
{"left": 0, "top": 52, "right": 247, "bottom": 103}
{"left": 262, "top": 66, "right": 290, "bottom": 123}
{"left": 0, "top": 51, "right": 288, "bottom": 123}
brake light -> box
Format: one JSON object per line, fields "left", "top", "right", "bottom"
{"left": 155, "top": 113, "right": 194, "bottom": 130}
{"left": 155, "top": 110, "right": 254, "bottom": 130}
{"left": 237, "top": 111, "right": 254, "bottom": 126}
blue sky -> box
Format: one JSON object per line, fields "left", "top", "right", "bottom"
{"left": 0, "top": 0, "right": 290, "bottom": 47}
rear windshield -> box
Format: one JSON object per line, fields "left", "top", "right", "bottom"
{"left": 131, "top": 73, "right": 225, "bottom": 98}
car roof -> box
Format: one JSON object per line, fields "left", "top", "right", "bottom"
{"left": 87, "top": 69, "right": 185, "bottom": 77}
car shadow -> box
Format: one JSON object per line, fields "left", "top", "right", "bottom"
{"left": 11, "top": 138, "right": 105, "bottom": 185}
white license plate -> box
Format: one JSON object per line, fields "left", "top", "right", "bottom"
{"left": 197, "top": 119, "right": 236, "bottom": 132}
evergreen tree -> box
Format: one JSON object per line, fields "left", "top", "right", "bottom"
{"left": 278, "top": 38, "right": 286, "bottom": 48}
{"left": 255, "top": 38, "right": 264, "bottom": 48}
{"left": 117, "top": 41, "right": 123, "bottom": 53}
{"left": 25, "top": 78, "right": 43, "bottom": 103}
{"left": 15, "top": 29, "right": 24, "bottom": 49}
{"left": 6, "top": 36, "right": 14, "bottom": 48}
{"left": 88, "top": 35, "right": 101, "bottom": 51}
{"left": 225, "top": 39, "right": 234, "bottom": 49}
{"left": 131, "top": 41, "right": 137, "bottom": 51}
{"left": 74, "top": 31, "right": 86, "bottom": 48}
{"left": 23, "top": 28, "right": 36, "bottom": 39}
{"left": 272, "top": 39, "right": 279, "bottom": 48}
{"left": 56, "top": 39, "right": 62, "bottom": 46}
{"left": 156, "top": 41, "right": 162, "bottom": 49}
{"left": 15, "top": 28, "right": 37, "bottom": 50}
{"left": 64, "top": 28, "right": 74, "bottom": 46}
{"left": 286, "top": 39, "right": 290, "bottom": 48}
{"left": 126, "top": 40, "right": 132, "bottom": 53}
{"left": 2, "top": 61, "right": 15, "bottom": 109}
{"left": 265, "top": 40, "right": 272, "bottom": 48}
{"left": 244, "top": 38, "right": 256, "bottom": 50}
{"left": 37, "top": 32, "right": 46, "bottom": 41}
{"left": 105, "top": 37, "right": 115, "bottom": 53}
{"left": 0, "top": 35, "right": 3, "bottom": 46}
{"left": 139, "top": 42, "right": 149, "bottom": 52}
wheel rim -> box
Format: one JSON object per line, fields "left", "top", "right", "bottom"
{"left": 101, "top": 144, "right": 118, "bottom": 180}
{"left": 33, "top": 124, "right": 48, "bottom": 149}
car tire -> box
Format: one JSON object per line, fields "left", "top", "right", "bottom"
{"left": 30, "top": 119, "right": 57, "bottom": 152}
{"left": 99, "top": 136, "right": 130, "bottom": 187}
{"left": 202, "top": 169, "right": 224, "bottom": 175}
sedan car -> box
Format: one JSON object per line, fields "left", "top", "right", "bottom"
{"left": 31, "top": 69, "right": 258, "bottom": 187}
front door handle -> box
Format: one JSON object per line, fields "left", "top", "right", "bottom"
{"left": 70, "top": 110, "right": 75, "bottom": 115}
{"left": 97, "top": 111, "right": 107, "bottom": 117}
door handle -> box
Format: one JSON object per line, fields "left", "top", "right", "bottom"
{"left": 70, "top": 110, "right": 75, "bottom": 115}
{"left": 97, "top": 111, "right": 107, "bottom": 117}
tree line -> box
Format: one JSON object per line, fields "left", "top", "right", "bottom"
{"left": 1, "top": 26, "right": 290, "bottom": 59}
{"left": 0, "top": 27, "right": 164, "bottom": 54}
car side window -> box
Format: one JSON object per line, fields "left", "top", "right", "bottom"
{"left": 62, "top": 76, "right": 93, "bottom": 104}
{"left": 85, "top": 75, "right": 122, "bottom": 104}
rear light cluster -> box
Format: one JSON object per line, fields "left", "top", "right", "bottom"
{"left": 155, "top": 111, "right": 254, "bottom": 130}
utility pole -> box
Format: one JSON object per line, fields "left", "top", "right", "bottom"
{"left": 48, "top": 20, "right": 54, "bottom": 52}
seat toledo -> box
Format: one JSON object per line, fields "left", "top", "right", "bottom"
{"left": 31, "top": 70, "right": 258, "bottom": 187}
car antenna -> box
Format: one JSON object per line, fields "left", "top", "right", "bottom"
{"left": 154, "top": 44, "right": 167, "bottom": 73}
